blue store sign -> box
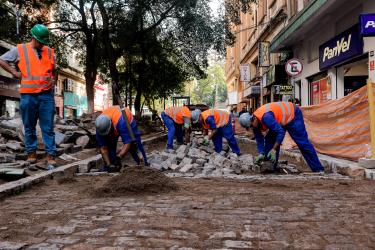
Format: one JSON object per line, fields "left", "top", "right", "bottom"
{"left": 360, "top": 13, "right": 375, "bottom": 36}
{"left": 319, "top": 25, "right": 363, "bottom": 70}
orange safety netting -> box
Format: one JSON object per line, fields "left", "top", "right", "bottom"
{"left": 282, "top": 84, "right": 375, "bottom": 161}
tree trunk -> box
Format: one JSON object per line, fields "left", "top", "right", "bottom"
{"left": 84, "top": 39, "right": 97, "bottom": 114}
{"left": 97, "top": 0, "right": 121, "bottom": 106}
{"left": 134, "top": 88, "right": 142, "bottom": 118}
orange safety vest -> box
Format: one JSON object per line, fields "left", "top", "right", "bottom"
{"left": 17, "top": 43, "right": 54, "bottom": 94}
{"left": 253, "top": 102, "right": 295, "bottom": 130}
{"left": 165, "top": 106, "right": 191, "bottom": 124}
{"left": 201, "top": 109, "right": 230, "bottom": 129}
{"left": 102, "top": 106, "right": 134, "bottom": 134}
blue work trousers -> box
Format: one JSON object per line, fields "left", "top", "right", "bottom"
{"left": 107, "top": 122, "right": 148, "bottom": 165}
{"left": 161, "top": 112, "right": 184, "bottom": 149}
{"left": 212, "top": 122, "right": 241, "bottom": 155}
{"left": 264, "top": 107, "right": 324, "bottom": 172}
{"left": 20, "top": 90, "right": 56, "bottom": 156}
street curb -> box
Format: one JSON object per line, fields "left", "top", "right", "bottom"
{"left": 0, "top": 133, "right": 168, "bottom": 200}
{"left": 236, "top": 136, "right": 374, "bottom": 180}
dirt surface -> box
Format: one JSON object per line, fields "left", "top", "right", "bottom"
{"left": 94, "top": 167, "right": 179, "bottom": 197}
{"left": 0, "top": 174, "right": 374, "bottom": 249}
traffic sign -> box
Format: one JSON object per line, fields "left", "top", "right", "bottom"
{"left": 285, "top": 59, "right": 303, "bottom": 77}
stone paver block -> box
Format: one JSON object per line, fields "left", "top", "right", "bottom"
{"left": 209, "top": 231, "right": 236, "bottom": 239}
{"left": 44, "top": 226, "right": 76, "bottom": 235}
{"left": 180, "top": 164, "right": 193, "bottom": 173}
{"left": 27, "top": 243, "right": 64, "bottom": 250}
{"left": 0, "top": 241, "right": 27, "bottom": 250}
{"left": 170, "top": 230, "right": 199, "bottom": 240}
{"left": 136, "top": 229, "right": 167, "bottom": 238}
{"left": 359, "top": 158, "right": 375, "bottom": 169}
{"left": 224, "top": 240, "right": 253, "bottom": 248}
{"left": 114, "top": 237, "right": 141, "bottom": 247}
{"left": 46, "top": 236, "right": 81, "bottom": 244}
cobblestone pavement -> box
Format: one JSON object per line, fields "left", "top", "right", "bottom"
{"left": 0, "top": 174, "right": 374, "bottom": 249}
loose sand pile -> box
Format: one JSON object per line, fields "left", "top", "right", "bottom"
{"left": 94, "top": 167, "right": 179, "bottom": 197}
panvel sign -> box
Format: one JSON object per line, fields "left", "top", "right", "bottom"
{"left": 319, "top": 25, "right": 363, "bottom": 70}
{"left": 360, "top": 14, "right": 375, "bottom": 36}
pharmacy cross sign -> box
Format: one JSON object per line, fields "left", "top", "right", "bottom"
{"left": 285, "top": 59, "right": 303, "bottom": 77}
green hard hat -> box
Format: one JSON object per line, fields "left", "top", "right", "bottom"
{"left": 30, "top": 24, "right": 50, "bottom": 45}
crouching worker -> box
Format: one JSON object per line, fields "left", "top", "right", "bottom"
{"left": 239, "top": 102, "right": 324, "bottom": 172}
{"left": 198, "top": 109, "right": 241, "bottom": 155}
{"left": 161, "top": 106, "right": 192, "bottom": 150}
{"left": 95, "top": 106, "right": 148, "bottom": 172}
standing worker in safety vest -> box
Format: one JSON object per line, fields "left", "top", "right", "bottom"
{"left": 95, "top": 106, "right": 149, "bottom": 171}
{"left": 0, "top": 24, "right": 57, "bottom": 167}
{"left": 198, "top": 109, "right": 241, "bottom": 155}
{"left": 239, "top": 102, "right": 324, "bottom": 172}
{"left": 161, "top": 106, "right": 192, "bottom": 150}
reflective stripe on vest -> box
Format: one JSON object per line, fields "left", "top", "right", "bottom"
{"left": 202, "top": 109, "right": 229, "bottom": 128}
{"left": 165, "top": 107, "right": 189, "bottom": 124}
{"left": 255, "top": 102, "right": 295, "bottom": 127}
{"left": 18, "top": 43, "right": 54, "bottom": 93}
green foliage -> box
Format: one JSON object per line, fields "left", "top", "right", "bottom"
{"left": 222, "top": 0, "right": 257, "bottom": 46}
{"left": 187, "top": 64, "right": 227, "bottom": 107}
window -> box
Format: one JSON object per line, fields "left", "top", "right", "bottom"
{"left": 64, "top": 78, "right": 74, "bottom": 92}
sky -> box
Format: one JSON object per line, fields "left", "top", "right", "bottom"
{"left": 209, "top": 0, "right": 223, "bottom": 17}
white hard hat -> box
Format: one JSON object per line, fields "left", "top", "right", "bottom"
{"left": 95, "top": 114, "right": 112, "bottom": 135}
{"left": 239, "top": 113, "right": 253, "bottom": 128}
{"left": 191, "top": 109, "right": 201, "bottom": 124}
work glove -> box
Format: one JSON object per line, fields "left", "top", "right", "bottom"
{"left": 254, "top": 154, "right": 265, "bottom": 165}
{"left": 267, "top": 149, "right": 277, "bottom": 164}
{"left": 203, "top": 138, "right": 209, "bottom": 146}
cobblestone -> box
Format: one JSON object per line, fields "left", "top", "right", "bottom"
{"left": 0, "top": 175, "right": 374, "bottom": 249}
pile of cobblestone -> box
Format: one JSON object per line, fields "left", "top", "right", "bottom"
{"left": 0, "top": 114, "right": 98, "bottom": 174}
{"left": 147, "top": 133, "right": 260, "bottom": 177}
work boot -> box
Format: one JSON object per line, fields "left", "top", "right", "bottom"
{"left": 27, "top": 152, "right": 37, "bottom": 164}
{"left": 44, "top": 155, "right": 57, "bottom": 169}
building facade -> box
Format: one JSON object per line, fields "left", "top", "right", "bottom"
{"left": 226, "top": 0, "right": 375, "bottom": 110}
{"left": 0, "top": 40, "right": 20, "bottom": 117}
{"left": 225, "top": 0, "right": 375, "bottom": 110}
{"left": 271, "top": 0, "right": 375, "bottom": 106}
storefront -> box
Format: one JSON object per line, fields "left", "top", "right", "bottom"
{"left": 313, "top": 23, "right": 368, "bottom": 105}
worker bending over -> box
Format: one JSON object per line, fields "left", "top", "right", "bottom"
{"left": 161, "top": 106, "right": 192, "bottom": 150}
{"left": 239, "top": 102, "right": 324, "bottom": 172}
{"left": 95, "top": 106, "right": 148, "bottom": 171}
{"left": 196, "top": 109, "right": 241, "bottom": 155}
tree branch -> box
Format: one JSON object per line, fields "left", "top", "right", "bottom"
{"left": 142, "top": 1, "right": 179, "bottom": 33}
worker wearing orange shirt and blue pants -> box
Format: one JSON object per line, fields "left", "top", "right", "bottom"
{"left": 239, "top": 102, "right": 324, "bottom": 172}
{"left": 95, "top": 106, "right": 148, "bottom": 171}
{"left": 198, "top": 109, "right": 241, "bottom": 155}
{"left": 161, "top": 106, "right": 192, "bottom": 150}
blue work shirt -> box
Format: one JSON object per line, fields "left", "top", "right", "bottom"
{"left": 253, "top": 111, "right": 286, "bottom": 154}
{"left": 96, "top": 116, "right": 137, "bottom": 147}
{"left": 204, "top": 116, "right": 217, "bottom": 130}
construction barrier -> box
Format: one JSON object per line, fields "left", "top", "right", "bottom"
{"left": 283, "top": 82, "right": 375, "bottom": 161}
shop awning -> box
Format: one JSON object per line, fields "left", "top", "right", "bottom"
{"left": 243, "top": 86, "right": 261, "bottom": 97}
{"left": 270, "top": 0, "right": 329, "bottom": 52}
